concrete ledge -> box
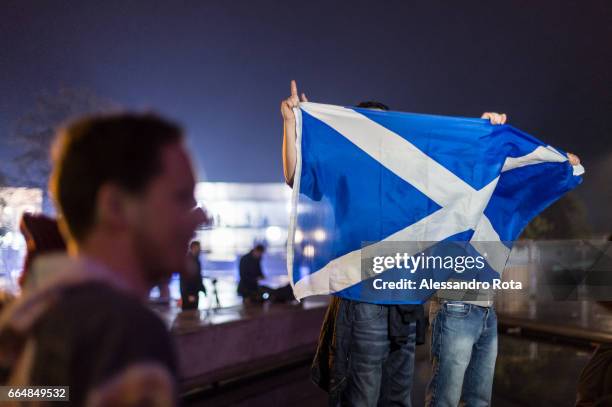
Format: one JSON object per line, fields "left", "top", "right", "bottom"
{"left": 173, "top": 302, "right": 327, "bottom": 391}
{"left": 498, "top": 313, "right": 612, "bottom": 345}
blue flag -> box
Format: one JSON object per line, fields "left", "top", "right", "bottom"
{"left": 287, "top": 102, "right": 584, "bottom": 304}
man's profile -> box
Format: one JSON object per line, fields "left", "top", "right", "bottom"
{"left": 0, "top": 113, "right": 206, "bottom": 406}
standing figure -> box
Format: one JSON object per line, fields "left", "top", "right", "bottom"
{"left": 237, "top": 244, "right": 267, "bottom": 302}
{"left": 180, "top": 240, "right": 206, "bottom": 310}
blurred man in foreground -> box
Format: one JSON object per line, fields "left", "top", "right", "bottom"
{"left": 0, "top": 113, "right": 206, "bottom": 406}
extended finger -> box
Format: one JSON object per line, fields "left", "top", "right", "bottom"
{"left": 291, "top": 80, "right": 298, "bottom": 98}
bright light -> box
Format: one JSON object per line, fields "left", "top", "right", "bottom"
{"left": 208, "top": 228, "right": 235, "bottom": 252}
{"left": 294, "top": 229, "right": 304, "bottom": 244}
{"left": 265, "top": 226, "right": 283, "bottom": 243}
{"left": 11, "top": 234, "right": 24, "bottom": 250}
{"left": 299, "top": 265, "right": 311, "bottom": 279}
{"left": 1, "top": 232, "right": 13, "bottom": 247}
{"left": 313, "top": 228, "right": 327, "bottom": 242}
{"left": 303, "top": 244, "right": 316, "bottom": 258}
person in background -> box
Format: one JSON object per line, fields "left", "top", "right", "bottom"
{"left": 19, "top": 213, "right": 67, "bottom": 288}
{"left": 180, "top": 240, "right": 206, "bottom": 310}
{"left": 237, "top": 244, "right": 267, "bottom": 302}
{"left": 237, "top": 244, "right": 294, "bottom": 304}
{"left": 0, "top": 214, "right": 68, "bottom": 313}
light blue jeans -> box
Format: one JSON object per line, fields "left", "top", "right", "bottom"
{"left": 425, "top": 300, "right": 498, "bottom": 407}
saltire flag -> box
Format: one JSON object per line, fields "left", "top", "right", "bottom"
{"left": 287, "top": 102, "right": 584, "bottom": 304}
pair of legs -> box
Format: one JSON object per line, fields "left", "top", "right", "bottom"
{"left": 426, "top": 300, "right": 498, "bottom": 407}
{"left": 333, "top": 300, "right": 417, "bottom": 407}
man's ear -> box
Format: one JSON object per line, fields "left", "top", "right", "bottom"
{"left": 95, "top": 184, "right": 133, "bottom": 231}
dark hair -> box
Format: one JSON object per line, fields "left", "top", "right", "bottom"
{"left": 50, "top": 113, "right": 183, "bottom": 242}
{"left": 356, "top": 101, "right": 390, "bottom": 111}
{"left": 190, "top": 240, "right": 201, "bottom": 248}
{"left": 253, "top": 244, "right": 266, "bottom": 253}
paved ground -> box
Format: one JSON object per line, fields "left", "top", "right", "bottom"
{"left": 150, "top": 259, "right": 606, "bottom": 406}
{"left": 183, "top": 332, "right": 591, "bottom": 406}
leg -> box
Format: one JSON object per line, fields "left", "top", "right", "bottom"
{"left": 378, "top": 321, "right": 417, "bottom": 407}
{"left": 426, "top": 301, "right": 482, "bottom": 407}
{"left": 461, "top": 307, "right": 498, "bottom": 406}
{"left": 340, "top": 301, "right": 390, "bottom": 407}
{"left": 212, "top": 279, "right": 221, "bottom": 308}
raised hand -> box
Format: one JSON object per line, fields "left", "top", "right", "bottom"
{"left": 280, "top": 80, "right": 308, "bottom": 123}
{"left": 481, "top": 112, "right": 507, "bottom": 125}
{"left": 567, "top": 153, "right": 580, "bottom": 166}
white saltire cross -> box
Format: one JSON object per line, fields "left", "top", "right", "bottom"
{"left": 288, "top": 102, "right": 582, "bottom": 300}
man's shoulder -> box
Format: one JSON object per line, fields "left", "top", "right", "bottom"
{"left": 35, "top": 281, "right": 176, "bottom": 370}
{"left": 40, "top": 281, "right": 169, "bottom": 338}
{"left": 61, "top": 281, "right": 147, "bottom": 310}
{"left": 29, "top": 281, "right": 177, "bottom": 401}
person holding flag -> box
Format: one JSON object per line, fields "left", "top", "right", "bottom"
{"left": 281, "top": 79, "right": 581, "bottom": 406}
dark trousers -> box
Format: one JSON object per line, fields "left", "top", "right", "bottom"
{"left": 332, "top": 300, "right": 417, "bottom": 407}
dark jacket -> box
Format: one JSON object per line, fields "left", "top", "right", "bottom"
{"left": 237, "top": 251, "right": 264, "bottom": 297}
{"left": 180, "top": 253, "right": 205, "bottom": 298}
{"left": 0, "top": 255, "right": 178, "bottom": 406}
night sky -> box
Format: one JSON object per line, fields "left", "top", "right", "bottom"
{"left": 1, "top": 1, "right": 611, "bottom": 230}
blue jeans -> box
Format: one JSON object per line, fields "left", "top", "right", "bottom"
{"left": 425, "top": 300, "right": 498, "bottom": 407}
{"left": 336, "top": 301, "right": 417, "bottom": 407}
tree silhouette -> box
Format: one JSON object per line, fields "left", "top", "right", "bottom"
{"left": 521, "top": 192, "right": 591, "bottom": 239}
{"left": 11, "top": 88, "right": 116, "bottom": 213}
